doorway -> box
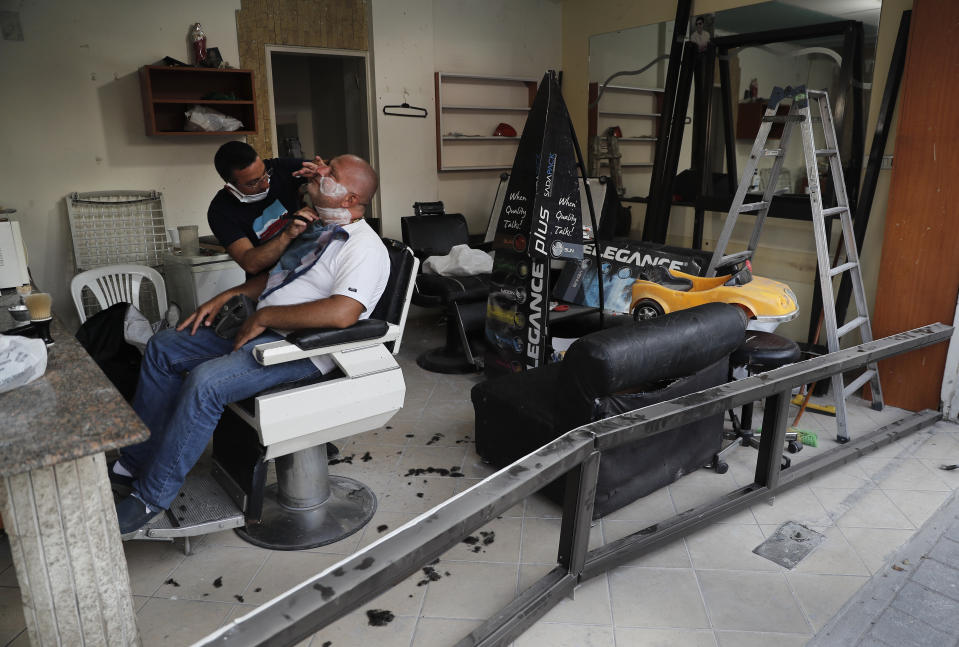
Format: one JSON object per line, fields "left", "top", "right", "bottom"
{"left": 266, "top": 46, "right": 374, "bottom": 170}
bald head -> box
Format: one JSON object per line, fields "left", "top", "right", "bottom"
{"left": 331, "top": 154, "right": 378, "bottom": 210}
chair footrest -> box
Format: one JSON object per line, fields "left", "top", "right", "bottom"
{"left": 141, "top": 470, "right": 245, "bottom": 539}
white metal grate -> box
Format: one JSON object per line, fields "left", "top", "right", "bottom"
{"left": 67, "top": 190, "right": 171, "bottom": 271}
{"left": 67, "top": 190, "right": 170, "bottom": 322}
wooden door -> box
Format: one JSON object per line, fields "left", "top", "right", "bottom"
{"left": 872, "top": 0, "right": 959, "bottom": 410}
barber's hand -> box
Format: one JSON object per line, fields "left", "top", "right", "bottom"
{"left": 178, "top": 292, "right": 232, "bottom": 335}
{"left": 285, "top": 207, "right": 318, "bottom": 238}
{"left": 292, "top": 156, "right": 329, "bottom": 179}
{"left": 292, "top": 161, "right": 318, "bottom": 179}
{"left": 233, "top": 310, "right": 267, "bottom": 351}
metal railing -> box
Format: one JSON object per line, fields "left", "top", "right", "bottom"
{"left": 198, "top": 323, "right": 952, "bottom": 647}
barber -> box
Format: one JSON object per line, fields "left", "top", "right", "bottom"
{"left": 208, "top": 141, "right": 321, "bottom": 275}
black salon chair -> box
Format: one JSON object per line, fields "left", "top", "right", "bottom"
{"left": 402, "top": 202, "right": 491, "bottom": 373}
{"left": 472, "top": 303, "right": 747, "bottom": 519}
{"left": 712, "top": 330, "right": 802, "bottom": 473}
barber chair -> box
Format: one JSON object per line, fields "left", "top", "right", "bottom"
{"left": 126, "top": 239, "right": 418, "bottom": 552}
{"left": 712, "top": 330, "right": 802, "bottom": 473}
{"left": 472, "top": 303, "right": 747, "bottom": 519}
{"left": 402, "top": 202, "right": 491, "bottom": 373}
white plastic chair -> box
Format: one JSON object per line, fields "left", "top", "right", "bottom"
{"left": 71, "top": 264, "right": 167, "bottom": 324}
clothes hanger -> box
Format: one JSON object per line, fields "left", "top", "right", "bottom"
{"left": 382, "top": 102, "right": 428, "bottom": 118}
{"left": 382, "top": 91, "right": 428, "bottom": 118}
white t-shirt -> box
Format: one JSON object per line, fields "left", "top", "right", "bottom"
{"left": 257, "top": 219, "right": 390, "bottom": 372}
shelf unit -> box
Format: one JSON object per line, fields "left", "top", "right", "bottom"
{"left": 139, "top": 65, "right": 257, "bottom": 136}
{"left": 588, "top": 82, "right": 665, "bottom": 194}
{"left": 435, "top": 72, "right": 538, "bottom": 172}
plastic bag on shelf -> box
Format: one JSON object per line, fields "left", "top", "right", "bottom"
{"left": 184, "top": 105, "right": 243, "bottom": 132}
{"left": 0, "top": 335, "right": 47, "bottom": 394}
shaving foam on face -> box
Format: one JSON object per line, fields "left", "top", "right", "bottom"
{"left": 319, "top": 176, "right": 348, "bottom": 200}
{"left": 315, "top": 207, "right": 354, "bottom": 225}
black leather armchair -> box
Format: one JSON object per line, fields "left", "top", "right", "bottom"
{"left": 472, "top": 303, "right": 747, "bottom": 519}
{"left": 402, "top": 203, "right": 491, "bottom": 373}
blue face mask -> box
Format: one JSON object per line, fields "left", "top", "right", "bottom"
{"left": 226, "top": 182, "right": 270, "bottom": 203}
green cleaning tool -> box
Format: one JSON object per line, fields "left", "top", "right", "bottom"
{"left": 795, "top": 429, "right": 818, "bottom": 447}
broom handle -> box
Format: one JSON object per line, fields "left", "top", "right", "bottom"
{"left": 791, "top": 312, "right": 822, "bottom": 427}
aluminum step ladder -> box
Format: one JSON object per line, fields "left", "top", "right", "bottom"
{"left": 707, "top": 85, "right": 883, "bottom": 442}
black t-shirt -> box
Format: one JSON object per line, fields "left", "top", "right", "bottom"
{"left": 207, "top": 158, "right": 306, "bottom": 249}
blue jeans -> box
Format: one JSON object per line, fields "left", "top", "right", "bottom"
{"left": 123, "top": 327, "right": 321, "bottom": 510}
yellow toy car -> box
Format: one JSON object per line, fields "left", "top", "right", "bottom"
{"left": 629, "top": 264, "right": 799, "bottom": 326}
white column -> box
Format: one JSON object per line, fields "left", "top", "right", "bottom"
{"left": 0, "top": 452, "right": 140, "bottom": 646}
{"left": 941, "top": 292, "right": 959, "bottom": 421}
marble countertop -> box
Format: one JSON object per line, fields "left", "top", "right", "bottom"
{"left": 0, "top": 300, "right": 149, "bottom": 477}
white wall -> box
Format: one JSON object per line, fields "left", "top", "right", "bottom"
{"left": 369, "top": 0, "right": 437, "bottom": 241}
{"left": 0, "top": 0, "right": 562, "bottom": 327}
{"left": 433, "top": 0, "right": 563, "bottom": 233}
{"left": 370, "top": 0, "right": 563, "bottom": 240}
{"left": 0, "top": 0, "right": 242, "bottom": 329}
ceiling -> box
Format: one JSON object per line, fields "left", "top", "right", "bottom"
{"left": 713, "top": 0, "right": 881, "bottom": 41}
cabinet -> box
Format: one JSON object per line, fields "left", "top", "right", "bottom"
{"left": 434, "top": 72, "right": 538, "bottom": 172}
{"left": 139, "top": 65, "right": 257, "bottom": 136}
{"left": 587, "top": 82, "right": 664, "bottom": 196}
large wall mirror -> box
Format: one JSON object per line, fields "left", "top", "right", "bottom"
{"left": 588, "top": 0, "right": 882, "bottom": 204}
{"left": 587, "top": 0, "right": 884, "bottom": 341}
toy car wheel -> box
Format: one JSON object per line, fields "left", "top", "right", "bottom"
{"left": 632, "top": 299, "right": 664, "bottom": 321}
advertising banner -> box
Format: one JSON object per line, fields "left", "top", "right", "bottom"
{"left": 553, "top": 239, "right": 712, "bottom": 313}
{"left": 486, "top": 71, "right": 585, "bottom": 377}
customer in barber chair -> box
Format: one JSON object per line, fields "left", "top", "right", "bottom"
{"left": 111, "top": 154, "right": 389, "bottom": 538}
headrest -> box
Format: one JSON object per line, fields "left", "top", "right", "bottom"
{"left": 401, "top": 213, "right": 470, "bottom": 257}
{"left": 556, "top": 303, "right": 747, "bottom": 422}
{"left": 412, "top": 201, "right": 445, "bottom": 216}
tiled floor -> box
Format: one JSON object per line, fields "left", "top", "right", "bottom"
{"left": 808, "top": 488, "right": 959, "bottom": 646}
{"left": 2, "top": 307, "right": 959, "bottom": 646}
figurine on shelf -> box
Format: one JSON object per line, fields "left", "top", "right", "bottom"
{"left": 189, "top": 23, "right": 207, "bottom": 66}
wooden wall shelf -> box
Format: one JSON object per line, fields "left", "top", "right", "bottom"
{"left": 139, "top": 65, "right": 258, "bottom": 136}
{"left": 434, "top": 72, "right": 538, "bottom": 172}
